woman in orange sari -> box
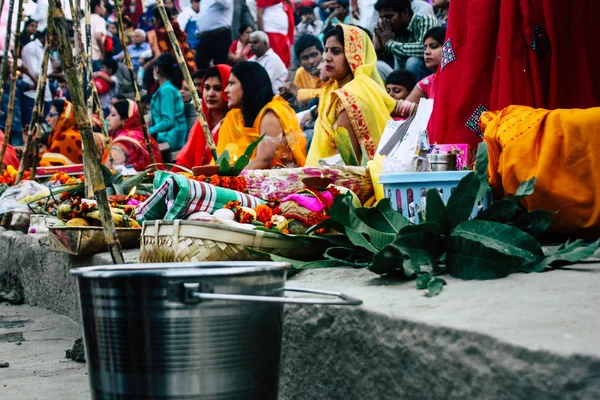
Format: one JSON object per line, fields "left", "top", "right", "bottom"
{"left": 176, "top": 64, "right": 232, "bottom": 169}
{"left": 219, "top": 62, "right": 306, "bottom": 170}
{"left": 151, "top": 6, "right": 196, "bottom": 72}
{"left": 40, "top": 100, "right": 83, "bottom": 166}
{"left": 105, "top": 99, "right": 163, "bottom": 171}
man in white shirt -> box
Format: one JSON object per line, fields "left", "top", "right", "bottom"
{"left": 20, "top": 31, "right": 54, "bottom": 126}
{"left": 248, "top": 31, "right": 288, "bottom": 95}
{"left": 194, "top": 0, "right": 234, "bottom": 70}
{"left": 89, "top": 0, "right": 108, "bottom": 71}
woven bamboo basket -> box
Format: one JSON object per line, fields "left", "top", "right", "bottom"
{"left": 241, "top": 166, "right": 374, "bottom": 203}
{"left": 139, "top": 220, "right": 321, "bottom": 263}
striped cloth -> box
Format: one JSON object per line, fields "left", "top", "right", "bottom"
{"left": 136, "top": 172, "right": 265, "bottom": 223}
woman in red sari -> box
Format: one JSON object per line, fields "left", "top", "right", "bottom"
{"left": 428, "top": 0, "right": 600, "bottom": 151}
{"left": 104, "top": 99, "right": 163, "bottom": 171}
{"left": 176, "top": 64, "right": 232, "bottom": 168}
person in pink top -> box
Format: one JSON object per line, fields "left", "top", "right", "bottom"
{"left": 405, "top": 26, "right": 445, "bottom": 102}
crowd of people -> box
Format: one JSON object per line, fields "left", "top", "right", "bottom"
{"left": 1, "top": 0, "right": 598, "bottom": 175}
{"left": 0, "top": 0, "right": 451, "bottom": 171}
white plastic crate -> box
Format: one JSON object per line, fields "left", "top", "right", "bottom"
{"left": 379, "top": 171, "right": 490, "bottom": 223}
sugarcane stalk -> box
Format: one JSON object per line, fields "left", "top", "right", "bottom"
{"left": 50, "top": 0, "right": 124, "bottom": 265}
{"left": 155, "top": 0, "right": 218, "bottom": 162}
{"left": 0, "top": 0, "right": 16, "bottom": 113}
{"left": 16, "top": 37, "right": 51, "bottom": 184}
{"left": 0, "top": 0, "right": 25, "bottom": 170}
{"left": 114, "top": 0, "right": 157, "bottom": 169}
{"left": 83, "top": 0, "right": 96, "bottom": 199}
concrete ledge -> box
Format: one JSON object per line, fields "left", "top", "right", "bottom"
{"left": 2, "top": 228, "right": 600, "bottom": 399}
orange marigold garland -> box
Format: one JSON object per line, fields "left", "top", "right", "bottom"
{"left": 254, "top": 204, "right": 273, "bottom": 223}
{"left": 188, "top": 174, "right": 248, "bottom": 193}
{"left": 0, "top": 166, "right": 31, "bottom": 185}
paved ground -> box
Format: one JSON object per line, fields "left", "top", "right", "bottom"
{"left": 0, "top": 303, "right": 89, "bottom": 400}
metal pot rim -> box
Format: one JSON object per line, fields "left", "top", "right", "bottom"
{"left": 71, "top": 262, "right": 290, "bottom": 279}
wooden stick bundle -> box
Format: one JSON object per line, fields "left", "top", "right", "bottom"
{"left": 155, "top": 0, "right": 219, "bottom": 162}
{"left": 0, "top": 0, "right": 25, "bottom": 170}
{"left": 49, "top": 0, "right": 124, "bottom": 264}
{"left": 113, "top": 0, "right": 157, "bottom": 169}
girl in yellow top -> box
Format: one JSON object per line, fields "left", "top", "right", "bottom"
{"left": 219, "top": 62, "right": 306, "bottom": 170}
{"left": 306, "top": 24, "right": 397, "bottom": 166}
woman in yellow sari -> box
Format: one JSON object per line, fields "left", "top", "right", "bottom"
{"left": 219, "top": 62, "right": 306, "bottom": 169}
{"left": 40, "top": 100, "right": 83, "bottom": 166}
{"left": 305, "top": 24, "right": 397, "bottom": 166}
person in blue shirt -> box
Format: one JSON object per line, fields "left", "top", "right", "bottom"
{"left": 148, "top": 53, "right": 187, "bottom": 152}
{"left": 113, "top": 29, "right": 152, "bottom": 74}
{"left": 0, "top": 57, "right": 33, "bottom": 146}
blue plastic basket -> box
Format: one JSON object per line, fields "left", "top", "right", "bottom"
{"left": 379, "top": 171, "right": 490, "bottom": 223}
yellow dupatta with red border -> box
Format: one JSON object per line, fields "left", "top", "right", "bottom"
{"left": 217, "top": 95, "right": 306, "bottom": 168}
{"left": 305, "top": 24, "right": 396, "bottom": 166}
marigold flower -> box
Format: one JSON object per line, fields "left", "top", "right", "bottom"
{"left": 254, "top": 204, "right": 273, "bottom": 223}
{"left": 209, "top": 175, "right": 221, "bottom": 186}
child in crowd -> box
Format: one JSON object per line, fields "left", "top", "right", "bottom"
{"left": 404, "top": 26, "right": 445, "bottom": 102}
{"left": 55, "top": 78, "right": 69, "bottom": 100}
{"left": 180, "top": 80, "right": 197, "bottom": 134}
{"left": 385, "top": 69, "right": 416, "bottom": 101}
{"left": 320, "top": 0, "right": 354, "bottom": 39}
{"left": 107, "top": 22, "right": 123, "bottom": 55}
{"left": 295, "top": 6, "right": 324, "bottom": 37}
{"left": 94, "top": 57, "right": 120, "bottom": 116}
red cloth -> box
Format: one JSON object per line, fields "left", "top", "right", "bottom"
{"left": 229, "top": 40, "right": 254, "bottom": 59}
{"left": 267, "top": 32, "right": 291, "bottom": 67}
{"left": 256, "top": 0, "right": 282, "bottom": 7}
{"left": 176, "top": 65, "right": 232, "bottom": 169}
{"left": 0, "top": 131, "right": 19, "bottom": 169}
{"left": 429, "top": 0, "right": 600, "bottom": 151}
{"left": 123, "top": 0, "right": 144, "bottom": 27}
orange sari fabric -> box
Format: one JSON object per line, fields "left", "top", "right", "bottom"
{"left": 482, "top": 105, "right": 600, "bottom": 238}
{"left": 43, "top": 101, "right": 83, "bottom": 165}
{"left": 155, "top": 20, "right": 196, "bottom": 72}
{"left": 217, "top": 95, "right": 306, "bottom": 168}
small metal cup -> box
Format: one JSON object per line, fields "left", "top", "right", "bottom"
{"left": 427, "top": 153, "right": 457, "bottom": 171}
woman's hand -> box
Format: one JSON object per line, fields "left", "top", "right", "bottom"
{"left": 246, "top": 111, "right": 283, "bottom": 170}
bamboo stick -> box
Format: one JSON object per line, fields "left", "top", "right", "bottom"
{"left": 155, "top": 0, "right": 219, "bottom": 162}
{"left": 31, "top": 8, "right": 57, "bottom": 179}
{"left": 49, "top": 0, "right": 124, "bottom": 265}
{"left": 0, "top": 0, "right": 16, "bottom": 113}
{"left": 0, "top": 0, "right": 25, "bottom": 170}
{"left": 113, "top": 0, "right": 157, "bottom": 169}
{"left": 83, "top": 0, "right": 96, "bottom": 199}
{"left": 15, "top": 37, "right": 51, "bottom": 184}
